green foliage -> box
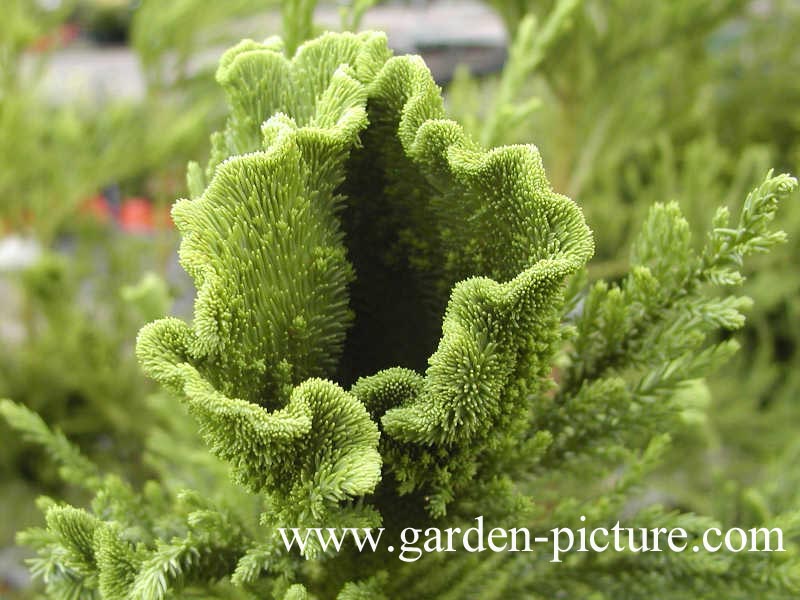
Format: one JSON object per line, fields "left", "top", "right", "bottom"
{"left": 130, "top": 0, "right": 275, "bottom": 91}
{"left": 282, "top": 0, "right": 319, "bottom": 55}
{"left": 0, "top": 401, "right": 100, "bottom": 489}
{"left": 465, "top": 0, "right": 800, "bottom": 532}
{"left": 0, "top": 237, "right": 174, "bottom": 565}
{"left": 0, "top": 243, "right": 158, "bottom": 458}
{"left": 0, "top": 0, "right": 226, "bottom": 565}
{"left": 4, "top": 24, "right": 798, "bottom": 599}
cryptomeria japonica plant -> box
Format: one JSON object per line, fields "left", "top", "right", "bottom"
{"left": 2, "top": 29, "right": 798, "bottom": 600}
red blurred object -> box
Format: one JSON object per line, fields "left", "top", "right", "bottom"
{"left": 81, "top": 194, "right": 112, "bottom": 224}
{"left": 62, "top": 24, "right": 81, "bottom": 44}
{"left": 120, "top": 197, "right": 154, "bottom": 233}
{"left": 30, "top": 24, "right": 80, "bottom": 52}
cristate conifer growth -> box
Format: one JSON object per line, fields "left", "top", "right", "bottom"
{"left": 2, "top": 30, "right": 798, "bottom": 600}
{"left": 137, "top": 31, "right": 594, "bottom": 521}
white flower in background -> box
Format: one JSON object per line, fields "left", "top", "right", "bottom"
{"left": 0, "top": 236, "right": 42, "bottom": 272}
